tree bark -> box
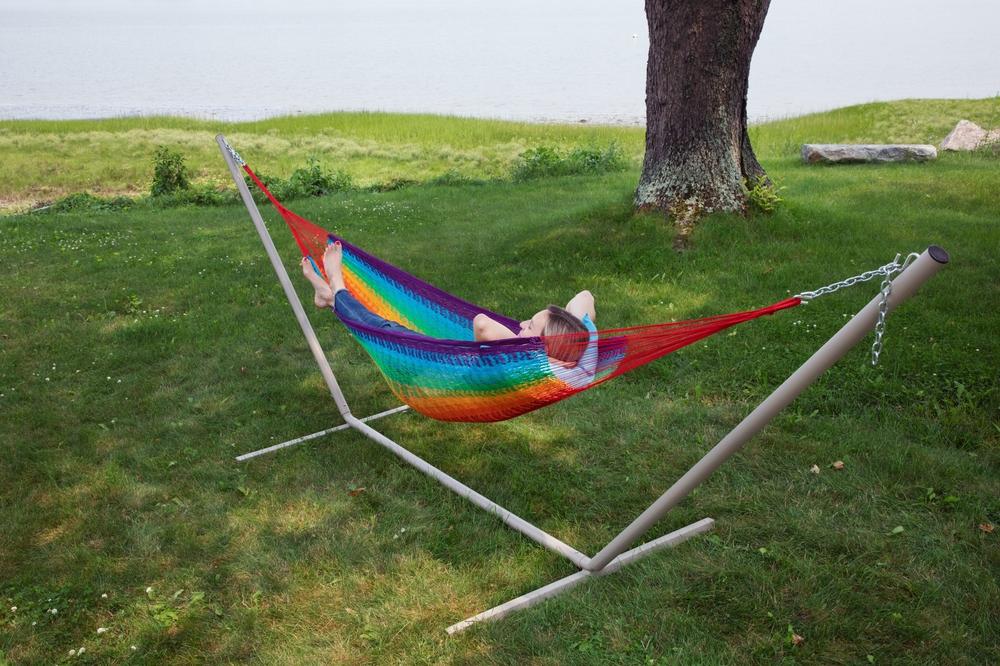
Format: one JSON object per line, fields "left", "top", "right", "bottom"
{"left": 636, "top": 0, "right": 771, "bottom": 214}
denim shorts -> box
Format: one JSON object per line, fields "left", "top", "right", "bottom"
{"left": 334, "top": 289, "right": 413, "bottom": 333}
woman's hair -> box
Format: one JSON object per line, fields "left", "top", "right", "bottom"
{"left": 542, "top": 305, "right": 589, "bottom": 363}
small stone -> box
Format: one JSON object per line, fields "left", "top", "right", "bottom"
{"left": 97, "top": 626, "right": 109, "bottom": 634}
{"left": 801, "top": 144, "right": 936, "bottom": 164}
{"left": 810, "top": 464, "right": 820, "bottom": 475}
{"left": 940, "top": 120, "right": 1000, "bottom": 151}
{"left": 832, "top": 460, "right": 845, "bottom": 471}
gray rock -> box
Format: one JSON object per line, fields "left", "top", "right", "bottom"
{"left": 801, "top": 144, "right": 937, "bottom": 164}
{"left": 940, "top": 119, "right": 1000, "bottom": 151}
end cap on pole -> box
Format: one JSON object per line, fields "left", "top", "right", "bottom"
{"left": 928, "top": 245, "right": 949, "bottom": 264}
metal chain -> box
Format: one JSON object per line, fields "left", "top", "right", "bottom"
{"left": 795, "top": 256, "right": 904, "bottom": 301}
{"left": 794, "top": 251, "right": 920, "bottom": 366}
{"left": 870, "top": 252, "right": 919, "bottom": 366}
{"left": 221, "top": 137, "right": 246, "bottom": 166}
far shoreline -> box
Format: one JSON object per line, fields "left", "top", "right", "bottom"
{"left": 3, "top": 96, "right": 995, "bottom": 128}
{"left": 0, "top": 98, "right": 955, "bottom": 128}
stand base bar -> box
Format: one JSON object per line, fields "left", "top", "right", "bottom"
{"left": 235, "top": 405, "right": 410, "bottom": 462}
{"left": 446, "top": 518, "right": 715, "bottom": 635}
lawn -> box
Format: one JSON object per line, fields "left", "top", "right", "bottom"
{"left": 1, "top": 100, "right": 998, "bottom": 664}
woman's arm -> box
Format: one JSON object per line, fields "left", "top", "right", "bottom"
{"left": 565, "top": 290, "right": 596, "bottom": 322}
{"left": 473, "top": 313, "right": 519, "bottom": 342}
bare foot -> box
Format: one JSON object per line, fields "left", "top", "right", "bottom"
{"left": 301, "top": 257, "right": 334, "bottom": 308}
{"left": 323, "top": 240, "right": 347, "bottom": 294}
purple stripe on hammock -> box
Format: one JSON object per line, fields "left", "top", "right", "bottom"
{"left": 330, "top": 234, "right": 522, "bottom": 332}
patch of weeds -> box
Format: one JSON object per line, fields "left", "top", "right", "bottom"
{"left": 44, "top": 192, "right": 134, "bottom": 213}
{"left": 366, "top": 177, "right": 418, "bottom": 192}
{"left": 570, "top": 632, "right": 607, "bottom": 655}
{"left": 511, "top": 143, "right": 627, "bottom": 181}
{"left": 150, "top": 146, "right": 190, "bottom": 196}
{"left": 426, "top": 169, "right": 484, "bottom": 187}
{"left": 152, "top": 183, "right": 234, "bottom": 208}
{"left": 124, "top": 293, "right": 144, "bottom": 315}
{"left": 668, "top": 195, "right": 705, "bottom": 250}
{"left": 744, "top": 175, "right": 784, "bottom": 214}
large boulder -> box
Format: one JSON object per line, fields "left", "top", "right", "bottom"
{"left": 940, "top": 119, "right": 1000, "bottom": 151}
{"left": 801, "top": 144, "right": 937, "bottom": 164}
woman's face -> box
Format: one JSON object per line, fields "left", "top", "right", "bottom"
{"left": 518, "top": 308, "right": 550, "bottom": 337}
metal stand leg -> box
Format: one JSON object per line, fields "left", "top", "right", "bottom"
{"left": 235, "top": 405, "right": 411, "bottom": 462}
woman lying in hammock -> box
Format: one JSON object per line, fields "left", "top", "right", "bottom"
{"left": 302, "top": 241, "right": 599, "bottom": 386}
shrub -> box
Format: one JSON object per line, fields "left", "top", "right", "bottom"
{"left": 566, "top": 143, "right": 628, "bottom": 175}
{"left": 744, "top": 175, "right": 784, "bottom": 214}
{"left": 151, "top": 146, "right": 190, "bottom": 196}
{"left": 246, "top": 159, "right": 354, "bottom": 202}
{"left": 511, "top": 146, "right": 564, "bottom": 181}
{"left": 511, "top": 143, "right": 627, "bottom": 182}
{"left": 287, "top": 157, "right": 354, "bottom": 197}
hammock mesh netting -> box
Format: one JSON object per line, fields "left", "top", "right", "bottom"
{"left": 243, "top": 166, "right": 801, "bottom": 422}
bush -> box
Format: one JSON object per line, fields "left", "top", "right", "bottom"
{"left": 287, "top": 157, "right": 354, "bottom": 197}
{"left": 151, "top": 146, "right": 190, "bottom": 196}
{"left": 566, "top": 144, "right": 628, "bottom": 175}
{"left": 246, "top": 158, "right": 354, "bottom": 202}
{"left": 511, "top": 143, "right": 627, "bottom": 182}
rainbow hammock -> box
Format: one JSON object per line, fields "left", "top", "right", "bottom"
{"left": 240, "top": 166, "right": 803, "bottom": 423}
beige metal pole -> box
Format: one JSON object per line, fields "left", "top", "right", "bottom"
{"left": 217, "top": 134, "right": 354, "bottom": 418}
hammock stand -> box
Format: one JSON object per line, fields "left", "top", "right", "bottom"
{"left": 216, "top": 135, "right": 949, "bottom": 634}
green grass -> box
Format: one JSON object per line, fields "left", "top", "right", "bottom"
{"left": 4, "top": 97, "right": 996, "bottom": 213}
{"left": 0, "top": 112, "right": 645, "bottom": 211}
{"left": 1, "top": 99, "right": 998, "bottom": 664}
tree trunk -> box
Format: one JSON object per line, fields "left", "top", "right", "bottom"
{"left": 636, "top": 0, "right": 771, "bottom": 214}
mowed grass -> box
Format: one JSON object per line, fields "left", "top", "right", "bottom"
{"left": 1, "top": 100, "right": 998, "bottom": 664}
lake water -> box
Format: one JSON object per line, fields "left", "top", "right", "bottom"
{"left": 1, "top": 0, "right": 997, "bottom": 124}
